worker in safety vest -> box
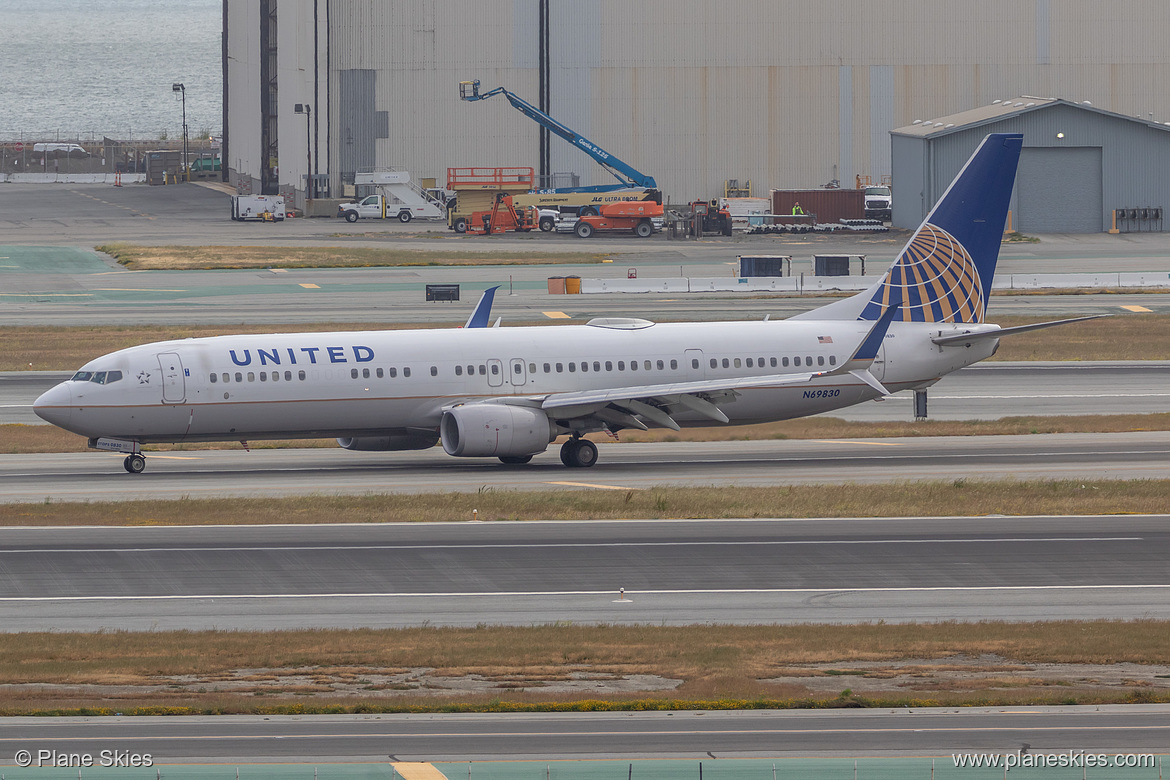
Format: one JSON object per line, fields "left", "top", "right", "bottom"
{"left": 792, "top": 201, "right": 805, "bottom": 216}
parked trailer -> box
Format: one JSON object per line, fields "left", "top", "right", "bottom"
{"left": 230, "top": 195, "right": 285, "bottom": 222}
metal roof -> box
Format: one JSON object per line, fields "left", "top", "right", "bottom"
{"left": 892, "top": 96, "right": 1170, "bottom": 138}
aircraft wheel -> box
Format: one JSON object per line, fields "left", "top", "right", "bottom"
{"left": 499, "top": 454, "right": 533, "bottom": 465}
{"left": 123, "top": 454, "right": 146, "bottom": 474}
{"left": 398, "top": 211, "right": 412, "bottom": 223}
{"left": 570, "top": 439, "right": 598, "bottom": 468}
{"left": 344, "top": 211, "right": 358, "bottom": 223}
{"left": 634, "top": 220, "right": 653, "bottom": 238}
{"left": 559, "top": 439, "right": 578, "bottom": 467}
{"left": 575, "top": 220, "right": 594, "bottom": 238}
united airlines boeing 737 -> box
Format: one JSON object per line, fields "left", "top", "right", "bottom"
{"left": 34, "top": 134, "right": 1091, "bottom": 473}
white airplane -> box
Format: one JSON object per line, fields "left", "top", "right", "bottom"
{"left": 35, "top": 133, "right": 1092, "bottom": 474}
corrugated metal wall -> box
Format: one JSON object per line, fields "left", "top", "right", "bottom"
{"left": 893, "top": 103, "right": 1170, "bottom": 233}
{"left": 227, "top": 0, "right": 1170, "bottom": 204}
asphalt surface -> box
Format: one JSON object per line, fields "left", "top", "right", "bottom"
{"left": 0, "top": 706, "right": 1168, "bottom": 764}
{"left": 0, "top": 515, "right": 1167, "bottom": 631}
{"left": 4, "top": 361, "right": 1168, "bottom": 427}
{"left": 2, "top": 431, "right": 1167, "bottom": 504}
{"left": 2, "top": 182, "right": 1170, "bottom": 326}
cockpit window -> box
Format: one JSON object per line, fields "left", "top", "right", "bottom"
{"left": 91, "top": 371, "right": 108, "bottom": 384}
{"left": 105, "top": 370, "right": 123, "bottom": 383}
{"left": 71, "top": 371, "right": 94, "bottom": 382}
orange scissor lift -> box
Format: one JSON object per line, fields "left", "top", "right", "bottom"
{"left": 446, "top": 166, "right": 535, "bottom": 233}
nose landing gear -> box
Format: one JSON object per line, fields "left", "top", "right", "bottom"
{"left": 123, "top": 454, "right": 146, "bottom": 474}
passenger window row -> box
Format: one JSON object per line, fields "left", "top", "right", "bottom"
{"left": 709, "top": 354, "right": 836, "bottom": 369}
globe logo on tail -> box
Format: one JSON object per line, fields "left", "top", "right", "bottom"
{"left": 865, "top": 223, "right": 985, "bottom": 323}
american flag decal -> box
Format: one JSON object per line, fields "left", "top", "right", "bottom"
{"left": 818, "top": 335, "right": 833, "bottom": 344}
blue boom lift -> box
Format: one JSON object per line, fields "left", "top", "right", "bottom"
{"left": 459, "top": 80, "right": 657, "bottom": 194}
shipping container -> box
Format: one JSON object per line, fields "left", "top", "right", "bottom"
{"left": 771, "top": 189, "right": 865, "bottom": 224}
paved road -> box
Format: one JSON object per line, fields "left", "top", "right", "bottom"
{"left": 2, "top": 431, "right": 1167, "bottom": 505}
{"left": 3, "top": 361, "right": 1166, "bottom": 426}
{"left": 1, "top": 515, "right": 1167, "bottom": 630}
{"left": 0, "top": 707, "right": 1167, "bottom": 764}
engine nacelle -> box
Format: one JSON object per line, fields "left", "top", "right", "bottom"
{"left": 336, "top": 433, "right": 438, "bottom": 451}
{"left": 440, "top": 404, "right": 555, "bottom": 458}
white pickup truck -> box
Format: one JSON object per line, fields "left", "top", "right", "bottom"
{"left": 864, "top": 186, "right": 893, "bottom": 221}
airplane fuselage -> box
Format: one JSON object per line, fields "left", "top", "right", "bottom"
{"left": 35, "top": 318, "right": 997, "bottom": 445}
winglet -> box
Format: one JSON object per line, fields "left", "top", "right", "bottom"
{"left": 848, "top": 302, "right": 900, "bottom": 365}
{"left": 464, "top": 286, "right": 500, "bottom": 329}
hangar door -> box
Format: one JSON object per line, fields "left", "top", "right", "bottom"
{"left": 1016, "top": 147, "right": 1103, "bottom": 234}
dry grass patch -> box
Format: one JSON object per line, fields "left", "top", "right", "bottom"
{"left": 2, "top": 479, "right": 1169, "bottom": 526}
{"left": 1, "top": 621, "right": 1169, "bottom": 714}
{"left": 98, "top": 243, "right": 607, "bottom": 271}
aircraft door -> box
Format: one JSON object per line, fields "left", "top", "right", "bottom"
{"left": 486, "top": 358, "right": 504, "bottom": 388}
{"left": 157, "top": 352, "right": 186, "bottom": 404}
{"left": 509, "top": 358, "right": 527, "bottom": 387}
{"left": 870, "top": 341, "right": 888, "bottom": 381}
{"left": 684, "top": 349, "right": 705, "bottom": 381}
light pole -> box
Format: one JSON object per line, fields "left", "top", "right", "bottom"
{"left": 294, "top": 103, "right": 313, "bottom": 200}
{"left": 171, "top": 82, "right": 187, "bottom": 180}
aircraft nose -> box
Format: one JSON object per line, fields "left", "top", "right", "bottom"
{"left": 33, "top": 382, "right": 73, "bottom": 428}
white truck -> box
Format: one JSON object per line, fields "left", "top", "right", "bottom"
{"left": 864, "top": 186, "right": 893, "bottom": 221}
{"left": 339, "top": 170, "right": 447, "bottom": 223}
{"left": 230, "top": 195, "right": 285, "bottom": 221}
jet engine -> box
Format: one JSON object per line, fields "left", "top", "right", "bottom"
{"left": 336, "top": 433, "right": 438, "bottom": 451}
{"left": 440, "top": 404, "right": 555, "bottom": 457}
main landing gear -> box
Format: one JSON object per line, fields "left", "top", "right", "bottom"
{"left": 559, "top": 437, "right": 598, "bottom": 468}
{"left": 123, "top": 453, "right": 146, "bottom": 474}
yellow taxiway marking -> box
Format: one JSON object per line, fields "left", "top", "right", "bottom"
{"left": 546, "top": 481, "right": 642, "bottom": 491}
{"left": 812, "top": 439, "right": 903, "bottom": 447}
{"left": 96, "top": 288, "right": 188, "bottom": 292}
{"left": 299, "top": 283, "right": 321, "bottom": 289}
{"left": 391, "top": 763, "right": 448, "bottom": 780}
{"left": 1121, "top": 304, "right": 1153, "bottom": 312}
{"left": 542, "top": 311, "right": 571, "bottom": 319}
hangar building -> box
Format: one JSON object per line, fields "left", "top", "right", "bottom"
{"left": 222, "top": 0, "right": 1170, "bottom": 220}
{"left": 892, "top": 98, "right": 1170, "bottom": 233}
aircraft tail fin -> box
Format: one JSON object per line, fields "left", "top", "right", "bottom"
{"left": 795, "top": 133, "right": 1023, "bottom": 324}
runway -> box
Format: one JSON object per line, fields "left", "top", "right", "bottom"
{"left": 1, "top": 515, "right": 1168, "bottom": 630}
{"left": 0, "top": 706, "right": 1168, "bottom": 763}
{"left": 2, "top": 431, "right": 1168, "bottom": 504}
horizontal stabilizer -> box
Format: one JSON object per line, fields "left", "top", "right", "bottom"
{"left": 931, "top": 315, "right": 1107, "bottom": 346}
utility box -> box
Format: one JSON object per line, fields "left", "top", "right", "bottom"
{"left": 739, "top": 255, "right": 791, "bottom": 277}
{"left": 813, "top": 255, "right": 852, "bottom": 276}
